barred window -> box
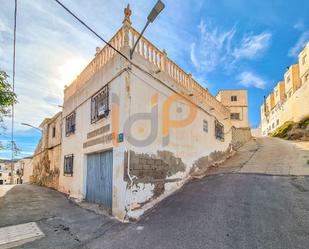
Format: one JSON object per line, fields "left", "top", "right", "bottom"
{"left": 203, "top": 120, "right": 208, "bottom": 132}
{"left": 66, "top": 112, "right": 76, "bottom": 136}
{"left": 215, "top": 120, "right": 224, "bottom": 141}
{"left": 64, "top": 154, "right": 74, "bottom": 176}
{"left": 91, "top": 85, "right": 109, "bottom": 123}
{"left": 230, "top": 113, "right": 240, "bottom": 120}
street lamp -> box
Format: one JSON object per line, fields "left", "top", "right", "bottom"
{"left": 21, "top": 123, "right": 42, "bottom": 133}
{"left": 130, "top": 0, "right": 165, "bottom": 59}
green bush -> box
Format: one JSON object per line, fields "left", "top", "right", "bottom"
{"left": 298, "top": 116, "right": 309, "bottom": 129}
{"left": 271, "top": 121, "right": 295, "bottom": 138}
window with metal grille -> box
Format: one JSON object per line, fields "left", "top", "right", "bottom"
{"left": 230, "top": 113, "right": 240, "bottom": 120}
{"left": 215, "top": 120, "right": 224, "bottom": 141}
{"left": 66, "top": 112, "right": 76, "bottom": 136}
{"left": 64, "top": 154, "right": 74, "bottom": 176}
{"left": 231, "top": 96, "right": 237, "bottom": 102}
{"left": 203, "top": 120, "right": 208, "bottom": 132}
{"left": 91, "top": 85, "right": 109, "bottom": 123}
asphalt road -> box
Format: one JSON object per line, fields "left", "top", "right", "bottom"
{"left": 1, "top": 137, "right": 309, "bottom": 249}
{"left": 80, "top": 174, "right": 309, "bottom": 249}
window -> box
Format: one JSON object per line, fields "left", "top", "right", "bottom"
{"left": 272, "top": 123, "right": 275, "bottom": 129}
{"left": 230, "top": 113, "right": 240, "bottom": 120}
{"left": 289, "top": 91, "right": 292, "bottom": 98}
{"left": 64, "top": 154, "right": 74, "bottom": 176}
{"left": 0, "top": 173, "right": 2, "bottom": 177}
{"left": 276, "top": 119, "right": 279, "bottom": 126}
{"left": 66, "top": 112, "right": 76, "bottom": 136}
{"left": 231, "top": 96, "right": 237, "bottom": 102}
{"left": 52, "top": 126, "right": 56, "bottom": 138}
{"left": 203, "top": 120, "right": 208, "bottom": 132}
{"left": 8, "top": 172, "right": 11, "bottom": 176}
{"left": 91, "top": 85, "right": 109, "bottom": 123}
{"left": 215, "top": 120, "right": 224, "bottom": 141}
{"left": 303, "top": 55, "right": 307, "bottom": 65}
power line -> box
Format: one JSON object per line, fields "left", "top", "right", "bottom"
{"left": 11, "top": 0, "right": 17, "bottom": 183}
{"left": 54, "top": 0, "right": 129, "bottom": 61}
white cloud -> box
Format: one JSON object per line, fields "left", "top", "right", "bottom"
{"left": 190, "top": 20, "right": 236, "bottom": 72}
{"left": 288, "top": 31, "right": 309, "bottom": 57}
{"left": 190, "top": 19, "right": 271, "bottom": 73}
{"left": 233, "top": 32, "right": 272, "bottom": 60}
{"left": 293, "top": 19, "right": 306, "bottom": 31}
{"left": 237, "top": 71, "right": 267, "bottom": 89}
{"left": 190, "top": 43, "right": 198, "bottom": 68}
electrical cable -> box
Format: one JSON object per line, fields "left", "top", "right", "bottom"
{"left": 54, "top": 0, "right": 130, "bottom": 61}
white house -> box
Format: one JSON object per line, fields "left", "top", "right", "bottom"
{"left": 54, "top": 5, "right": 240, "bottom": 221}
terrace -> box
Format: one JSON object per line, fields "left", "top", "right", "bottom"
{"left": 64, "top": 6, "right": 229, "bottom": 117}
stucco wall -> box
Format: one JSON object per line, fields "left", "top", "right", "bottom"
{"left": 58, "top": 48, "right": 234, "bottom": 220}
{"left": 59, "top": 53, "right": 128, "bottom": 219}
{"left": 231, "top": 127, "right": 252, "bottom": 149}
{"left": 19, "top": 158, "right": 33, "bottom": 183}
{"left": 122, "top": 63, "right": 233, "bottom": 218}
{"left": 31, "top": 113, "right": 62, "bottom": 189}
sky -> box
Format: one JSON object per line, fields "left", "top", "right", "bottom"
{"left": 0, "top": 0, "right": 309, "bottom": 159}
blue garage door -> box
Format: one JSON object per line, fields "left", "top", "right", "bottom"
{"left": 86, "top": 150, "right": 113, "bottom": 209}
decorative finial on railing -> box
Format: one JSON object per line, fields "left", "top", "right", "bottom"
{"left": 95, "top": 46, "right": 101, "bottom": 56}
{"left": 123, "top": 4, "right": 132, "bottom": 24}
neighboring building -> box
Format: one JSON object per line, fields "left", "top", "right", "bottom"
{"left": 18, "top": 156, "right": 33, "bottom": 183}
{"left": 261, "top": 42, "right": 309, "bottom": 136}
{"left": 31, "top": 112, "right": 62, "bottom": 189}
{"left": 216, "top": 90, "right": 249, "bottom": 128}
{"left": 284, "top": 64, "right": 301, "bottom": 98}
{"left": 0, "top": 170, "right": 12, "bottom": 185}
{"left": 299, "top": 42, "right": 309, "bottom": 87}
{"left": 32, "top": 6, "right": 249, "bottom": 221}
{"left": 0, "top": 159, "right": 21, "bottom": 184}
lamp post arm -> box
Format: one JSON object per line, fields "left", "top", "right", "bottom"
{"left": 21, "top": 123, "right": 42, "bottom": 133}
{"left": 130, "top": 20, "right": 150, "bottom": 59}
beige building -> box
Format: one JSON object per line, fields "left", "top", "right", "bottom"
{"left": 284, "top": 64, "right": 301, "bottom": 98}
{"left": 31, "top": 112, "right": 62, "bottom": 189}
{"left": 299, "top": 42, "right": 309, "bottom": 86}
{"left": 216, "top": 90, "right": 249, "bottom": 128}
{"left": 0, "top": 170, "right": 12, "bottom": 185}
{"left": 18, "top": 156, "right": 33, "bottom": 183}
{"left": 261, "top": 42, "right": 309, "bottom": 136}
{"left": 0, "top": 159, "right": 22, "bottom": 184}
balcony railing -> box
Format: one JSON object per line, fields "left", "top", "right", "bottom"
{"left": 64, "top": 28, "right": 125, "bottom": 100}
{"left": 128, "top": 26, "right": 229, "bottom": 116}
{"left": 65, "top": 24, "right": 229, "bottom": 117}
